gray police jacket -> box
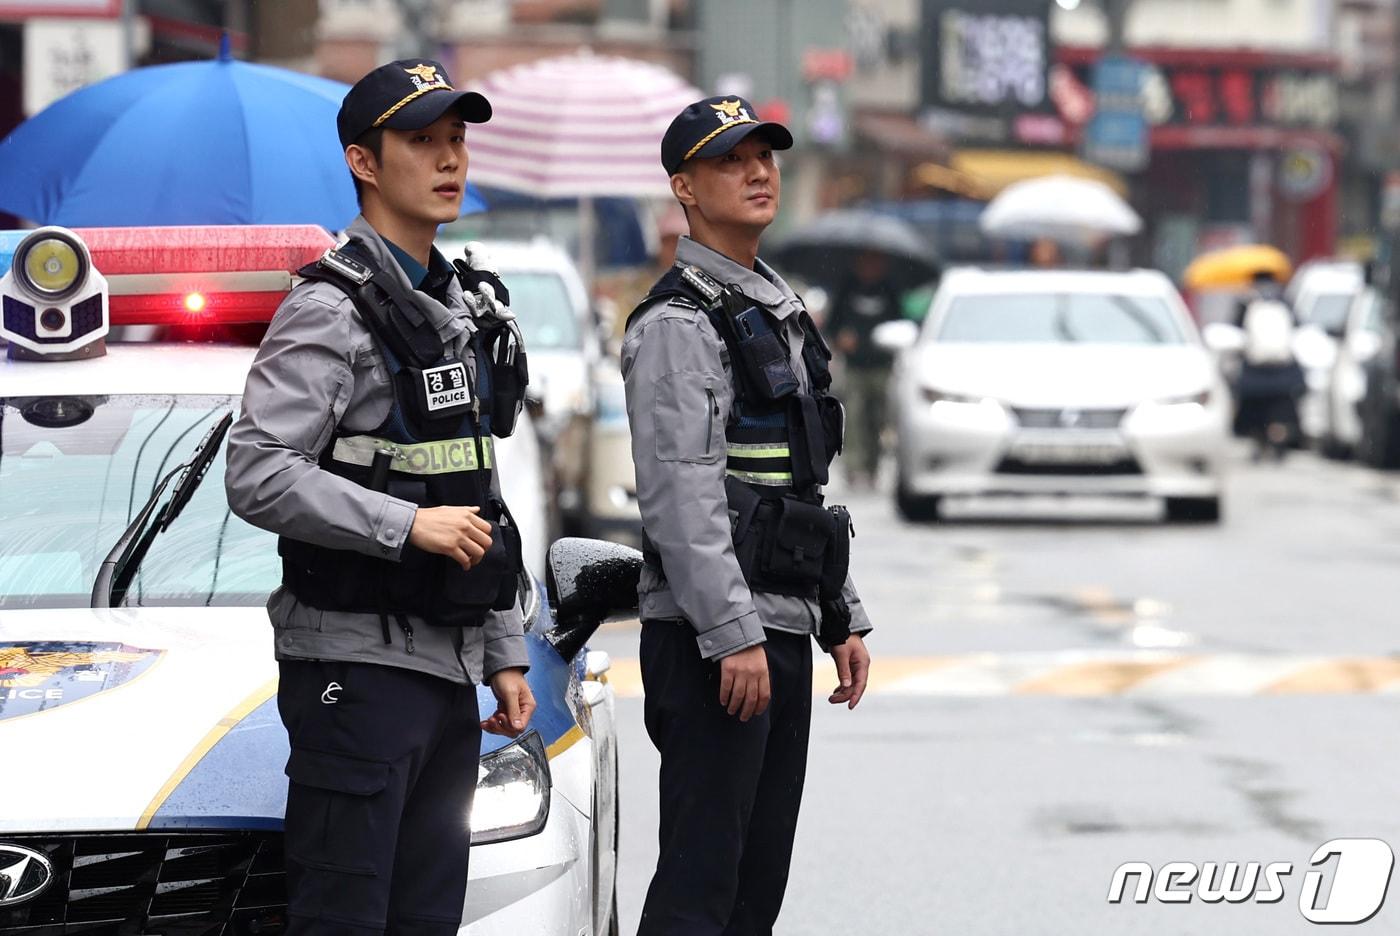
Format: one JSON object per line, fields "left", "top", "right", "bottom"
{"left": 621, "top": 236, "right": 873, "bottom": 661}
{"left": 226, "top": 215, "right": 530, "bottom": 686}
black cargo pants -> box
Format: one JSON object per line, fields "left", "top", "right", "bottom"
{"left": 277, "top": 660, "right": 482, "bottom": 936}
{"left": 637, "top": 621, "right": 813, "bottom": 936}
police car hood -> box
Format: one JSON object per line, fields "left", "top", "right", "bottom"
{"left": 0, "top": 606, "right": 288, "bottom": 833}
{"left": 0, "top": 603, "right": 588, "bottom": 834}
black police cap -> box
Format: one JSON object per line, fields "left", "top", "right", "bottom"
{"left": 661, "top": 96, "right": 794, "bottom": 176}
{"left": 337, "top": 59, "right": 491, "bottom": 149}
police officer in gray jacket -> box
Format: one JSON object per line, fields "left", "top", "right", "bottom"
{"left": 622, "top": 97, "right": 874, "bottom": 936}
{"left": 226, "top": 59, "right": 536, "bottom": 936}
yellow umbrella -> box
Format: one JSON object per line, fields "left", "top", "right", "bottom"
{"left": 1183, "top": 245, "right": 1294, "bottom": 291}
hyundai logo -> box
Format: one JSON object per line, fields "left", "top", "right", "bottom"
{"left": 0, "top": 844, "right": 54, "bottom": 906}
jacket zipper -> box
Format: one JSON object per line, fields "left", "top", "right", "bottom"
{"left": 705, "top": 388, "right": 717, "bottom": 455}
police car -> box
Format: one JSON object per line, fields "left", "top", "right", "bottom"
{"left": 0, "top": 225, "right": 628, "bottom": 935}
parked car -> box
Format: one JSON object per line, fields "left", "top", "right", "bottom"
{"left": 1322, "top": 285, "right": 1389, "bottom": 458}
{"left": 1288, "top": 261, "right": 1364, "bottom": 444}
{"left": 581, "top": 360, "right": 641, "bottom": 546}
{"left": 0, "top": 225, "right": 628, "bottom": 935}
{"left": 881, "top": 267, "right": 1230, "bottom": 523}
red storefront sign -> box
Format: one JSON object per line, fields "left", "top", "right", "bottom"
{"left": 1057, "top": 47, "right": 1340, "bottom": 151}
{"left": 0, "top": 0, "right": 121, "bottom": 17}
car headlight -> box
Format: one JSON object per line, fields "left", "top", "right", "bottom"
{"left": 470, "top": 730, "right": 551, "bottom": 845}
{"left": 921, "top": 387, "right": 993, "bottom": 405}
{"left": 1153, "top": 389, "right": 1211, "bottom": 407}
{"left": 16, "top": 228, "right": 88, "bottom": 300}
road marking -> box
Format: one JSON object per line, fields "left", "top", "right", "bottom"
{"left": 602, "top": 653, "right": 1400, "bottom": 699}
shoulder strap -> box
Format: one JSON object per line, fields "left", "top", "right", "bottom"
{"left": 298, "top": 245, "right": 443, "bottom": 368}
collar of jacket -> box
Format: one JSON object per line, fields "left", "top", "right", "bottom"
{"left": 344, "top": 215, "right": 477, "bottom": 343}
{"left": 674, "top": 235, "right": 804, "bottom": 321}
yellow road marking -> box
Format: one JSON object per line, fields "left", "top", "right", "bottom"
{"left": 1013, "top": 656, "right": 1201, "bottom": 696}
{"left": 1263, "top": 658, "right": 1400, "bottom": 694}
{"left": 600, "top": 654, "right": 1400, "bottom": 698}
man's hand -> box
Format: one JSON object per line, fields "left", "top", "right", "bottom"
{"left": 719, "top": 644, "right": 770, "bottom": 722}
{"left": 408, "top": 506, "right": 493, "bottom": 571}
{"left": 482, "top": 667, "right": 536, "bottom": 737}
{"left": 828, "top": 634, "right": 870, "bottom": 710}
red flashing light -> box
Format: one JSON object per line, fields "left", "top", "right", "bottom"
{"left": 183, "top": 292, "right": 207, "bottom": 313}
{"left": 109, "top": 289, "right": 284, "bottom": 326}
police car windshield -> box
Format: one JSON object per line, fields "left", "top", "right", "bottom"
{"left": 505, "top": 272, "right": 582, "bottom": 350}
{"left": 0, "top": 395, "right": 280, "bottom": 609}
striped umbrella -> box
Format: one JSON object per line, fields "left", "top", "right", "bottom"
{"left": 468, "top": 52, "right": 704, "bottom": 199}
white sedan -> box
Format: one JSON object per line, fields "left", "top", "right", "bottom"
{"left": 882, "top": 268, "right": 1229, "bottom": 523}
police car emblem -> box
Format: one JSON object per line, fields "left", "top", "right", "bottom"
{"left": 422, "top": 361, "right": 470, "bottom": 413}
{"left": 0, "top": 642, "right": 162, "bottom": 719}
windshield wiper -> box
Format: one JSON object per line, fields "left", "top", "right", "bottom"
{"left": 91, "top": 412, "right": 234, "bottom": 608}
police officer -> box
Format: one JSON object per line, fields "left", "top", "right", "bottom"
{"left": 622, "top": 97, "right": 874, "bottom": 936}
{"left": 226, "top": 59, "right": 536, "bottom": 936}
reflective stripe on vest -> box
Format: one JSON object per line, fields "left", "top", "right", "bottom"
{"left": 726, "top": 439, "right": 793, "bottom": 486}
{"left": 332, "top": 434, "right": 494, "bottom": 474}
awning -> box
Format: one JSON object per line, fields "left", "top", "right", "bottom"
{"left": 854, "top": 112, "right": 951, "bottom": 162}
{"left": 929, "top": 150, "right": 1130, "bottom": 200}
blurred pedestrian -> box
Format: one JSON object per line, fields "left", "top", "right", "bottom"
{"left": 1233, "top": 271, "right": 1304, "bottom": 460}
{"left": 621, "top": 95, "right": 875, "bottom": 936}
{"left": 226, "top": 58, "right": 536, "bottom": 936}
{"left": 1030, "top": 237, "right": 1063, "bottom": 268}
{"left": 828, "top": 250, "right": 902, "bottom": 488}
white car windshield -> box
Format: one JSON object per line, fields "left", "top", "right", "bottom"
{"left": 1303, "top": 292, "right": 1354, "bottom": 334}
{"left": 0, "top": 394, "right": 279, "bottom": 609}
{"left": 505, "top": 271, "right": 583, "bottom": 351}
{"left": 937, "top": 293, "right": 1186, "bottom": 345}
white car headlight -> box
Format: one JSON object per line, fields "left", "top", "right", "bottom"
{"left": 1153, "top": 389, "right": 1211, "bottom": 407}
{"left": 921, "top": 387, "right": 995, "bottom": 406}
{"left": 470, "top": 730, "right": 551, "bottom": 845}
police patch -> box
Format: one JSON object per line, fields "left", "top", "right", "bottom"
{"left": 421, "top": 361, "right": 470, "bottom": 413}
{"left": 0, "top": 641, "right": 163, "bottom": 719}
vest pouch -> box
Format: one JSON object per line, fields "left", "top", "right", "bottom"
{"left": 724, "top": 474, "right": 764, "bottom": 580}
{"left": 820, "top": 505, "right": 852, "bottom": 601}
{"left": 733, "top": 307, "right": 800, "bottom": 402}
{"left": 818, "top": 396, "right": 845, "bottom": 461}
{"left": 758, "top": 495, "right": 833, "bottom": 587}
{"left": 424, "top": 500, "right": 519, "bottom": 626}
{"left": 490, "top": 349, "right": 528, "bottom": 438}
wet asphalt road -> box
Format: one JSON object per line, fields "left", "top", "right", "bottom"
{"left": 588, "top": 446, "right": 1400, "bottom": 935}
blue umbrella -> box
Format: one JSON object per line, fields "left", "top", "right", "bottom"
{"left": 0, "top": 38, "right": 486, "bottom": 229}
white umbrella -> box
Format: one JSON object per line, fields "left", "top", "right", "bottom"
{"left": 979, "top": 174, "right": 1142, "bottom": 245}
{"left": 467, "top": 52, "right": 704, "bottom": 283}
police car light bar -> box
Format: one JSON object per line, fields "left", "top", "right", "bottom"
{"left": 72, "top": 225, "right": 337, "bottom": 326}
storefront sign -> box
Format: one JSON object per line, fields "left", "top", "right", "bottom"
{"left": 1063, "top": 53, "right": 1339, "bottom": 131}
{"left": 0, "top": 0, "right": 119, "bottom": 16}
{"left": 921, "top": 0, "right": 1051, "bottom": 115}
{"left": 23, "top": 17, "right": 125, "bottom": 116}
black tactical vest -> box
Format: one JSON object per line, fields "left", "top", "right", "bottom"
{"left": 632, "top": 263, "right": 850, "bottom": 603}
{"left": 277, "top": 241, "right": 525, "bottom": 645}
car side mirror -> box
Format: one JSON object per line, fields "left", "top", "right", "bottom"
{"left": 544, "top": 537, "right": 642, "bottom": 662}
{"left": 873, "top": 319, "right": 919, "bottom": 352}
